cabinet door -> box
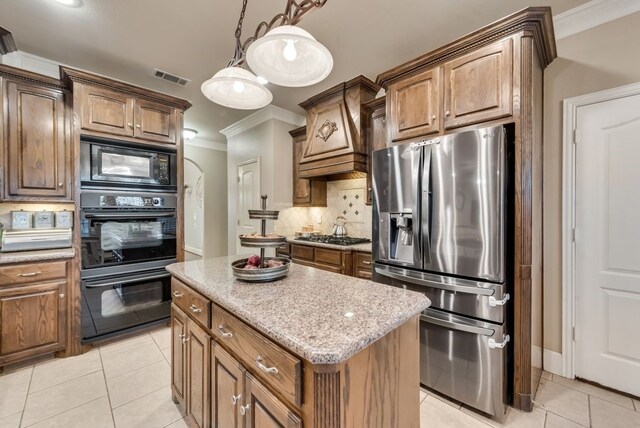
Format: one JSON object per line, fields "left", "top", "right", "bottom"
{"left": 4, "top": 81, "right": 68, "bottom": 199}
{"left": 134, "top": 99, "right": 177, "bottom": 144}
{"left": 443, "top": 38, "right": 513, "bottom": 129}
{"left": 365, "top": 102, "right": 387, "bottom": 205}
{"left": 245, "top": 373, "right": 301, "bottom": 428}
{"left": 387, "top": 67, "right": 440, "bottom": 142}
{"left": 0, "top": 282, "right": 66, "bottom": 360}
{"left": 187, "top": 319, "right": 211, "bottom": 428}
{"left": 80, "top": 84, "right": 135, "bottom": 137}
{"left": 211, "top": 343, "right": 245, "bottom": 428}
{"left": 171, "top": 305, "right": 188, "bottom": 409}
{"left": 292, "top": 132, "right": 326, "bottom": 207}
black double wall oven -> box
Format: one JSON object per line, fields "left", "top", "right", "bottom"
{"left": 80, "top": 137, "right": 177, "bottom": 343}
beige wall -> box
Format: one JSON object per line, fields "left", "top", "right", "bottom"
{"left": 543, "top": 12, "right": 640, "bottom": 352}
{"left": 184, "top": 144, "right": 228, "bottom": 259}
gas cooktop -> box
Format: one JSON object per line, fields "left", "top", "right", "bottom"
{"left": 295, "top": 235, "right": 371, "bottom": 246}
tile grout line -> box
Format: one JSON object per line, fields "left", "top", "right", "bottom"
{"left": 549, "top": 376, "right": 636, "bottom": 412}
{"left": 98, "top": 348, "right": 118, "bottom": 428}
{"left": 588, "top": 395, "right": 592, "bottom": 428}
{"left": 19, "top": 364, "right": 36, "bottom": 428}
{"left": 21, "top": 396, "right": 110, "bottom": 428}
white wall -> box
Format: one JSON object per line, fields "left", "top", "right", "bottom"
{"left": 184, "top": 141, "right": 228, "bottom": 258}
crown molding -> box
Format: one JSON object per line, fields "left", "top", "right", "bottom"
{"left": 185, "top": 137, "right": 227, "bottom": 152}
{"left": 220, "top": 105, "right": 305, "bottom": 138}
{"left": 553, "top": 0, "right": 640, "bottom": 39}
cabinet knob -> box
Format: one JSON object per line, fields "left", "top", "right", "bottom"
{"left": 136, "top": 124, "right": 141, "bottom": 128}
{"left": 445, "top": 110, "right": 451, "bottom": 116}
{"left": 128, "top": 123, "right": 133, "bottom": 128}
{"left": 431, "top": 115, "right": 436, "bottom": 120}
{"left": 58, "top": 183, "right": 63, "bottom": 188}
{"left": 59, "top": 293, "right": 65, "bottom": 298}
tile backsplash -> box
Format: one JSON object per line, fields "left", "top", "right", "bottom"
{"left": 274, "top": 178, "right": 373, "bottom": 239}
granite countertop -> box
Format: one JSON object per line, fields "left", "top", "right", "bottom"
{"left": 286, "top": 237, "right": 372, "bottom": 253}
{"left": 167, "top": 257, "right": 429, "bottom": 365}
{"left": 0, "top": 247, "right": 76, "bottom": 265}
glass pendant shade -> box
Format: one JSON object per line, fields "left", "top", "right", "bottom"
{"left": 200, "top": 66, "right": 272, "bottom": 110}
{"left": 246, "top": 25, "right": 333, "bottom": 87}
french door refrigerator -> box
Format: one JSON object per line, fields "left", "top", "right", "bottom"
{"left": 372, "top": 125, "right": 512, "bottom": 416}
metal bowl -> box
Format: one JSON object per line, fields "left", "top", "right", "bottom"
{"left": 248, "top": 210, "right": 279, "bottom": 220}
{"left": 238, "top": 235, "right": 287, "bottom": 248}
{"left": 231, "top": 257, "right": 291, "bottom": 282}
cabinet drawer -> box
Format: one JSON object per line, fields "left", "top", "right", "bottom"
{"left": 0, "top": 260, "right": 67, "bottom": 286}
{"left": 314, "top": 248, "right": 342, "bottom": 266}
{"left": 291, "top": 244, "right": 314, "bottom": 261}
{"left": 353, "top": 252, "right": 372, "bottom": 269}
{"left": 171, "top": 278, "right": 210, "bottom": 328}
{"left": 212, "top": 306, "right": 302, "bottom": 407}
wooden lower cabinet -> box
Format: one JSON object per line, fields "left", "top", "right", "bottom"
{"left": 290, "top": 244, "right": 353, "bottom": 276}
{"left": 187, "top": 319, "right": 211, "bottom": 428}
{"left": 171, "top": 305, "right": 188, "bottom": 410}
{"left": 352, "top": 251, "right": 373, "bottom": 279}
{"left": 245, "top": 372, "right": 302, "bottom": 428}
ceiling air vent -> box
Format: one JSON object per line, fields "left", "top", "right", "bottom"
{"left": 152, "top": 68, "right": 190, "bottom": 86}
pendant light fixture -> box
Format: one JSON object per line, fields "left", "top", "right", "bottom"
{"left": 201, "top": 0, "right": 331, "bottom": 110}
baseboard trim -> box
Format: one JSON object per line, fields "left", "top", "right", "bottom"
{"left": 543, "top": 349, "right": 563, "bottom": 376}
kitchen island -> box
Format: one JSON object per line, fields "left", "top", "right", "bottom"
{"left": 166, "top": 256, "right": 430, "bottom": 428}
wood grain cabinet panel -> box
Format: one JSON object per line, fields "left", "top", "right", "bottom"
{"left": 134, "top": 99, "right": 177, "bottom": 144}
{"left": 80, "top": 84, "right": 134, "bottom": 137}
{"left": 364, "top": 97, "right": 387, "bottom": 205}
{"left": 211, "top": 343, "right": 245, "bottom": 428}
{"left": 172, "top": 278, "right": 211, "bottom": 329}
{"left": 4, "top": 81, "right": 69, "bottom": 199}
{"left": 0, "top": 281, "right": 66, "bottom": 359}
{"left": 187, "top": 318, "right": 211, "bottom": 428}
{"left": 0, "top": 260, "right": 67, "bottom": 286}
{"left": 291, "top": 128, "right": 326, "bottom": 207}
{"left": 171, "top": 305, "right": 188, "bottom": 410}
{"left": 353, "top": 252, "right": 373, "bottom": 280}
{"left": 387, "top": 67, "right": 441, "bottom": 142}
{"left": 443, "top": 38, "right": 513, "bottom": 129}
{"left": 245, "top": 372, "right": 302, "bottom": 428}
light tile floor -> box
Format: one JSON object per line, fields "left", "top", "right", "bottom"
{"left": 0, "top": 326, "right": 638, "bottom": 427}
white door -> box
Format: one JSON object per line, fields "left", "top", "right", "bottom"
{"left": 237, "top": 158, "right": 261, "bottom": 255}
{"left": 574, "top": 94, "right": 640, "bottom": 395}
{"left": 184, "top": 158, "right": 204, "bottom": 258}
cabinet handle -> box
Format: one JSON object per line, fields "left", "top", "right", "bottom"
{"left": 181, "top": 334, "right": 190, "bottom": 344}
{"left": 136, "top": 124, "right": 141, "bottom": 128}
{"left": 217, "top": 325, "right": 233, "bottom": 338}
{"left": 240, "top": 403, "right": 251, "bottom": 416}
{"left": 189, "top": 304, "right": 202, "bottom": 313}
{"left": 362, "top": 260, "right": 372, "bottom": 265}
{"left": 255, "top": 356, "right": 279, "bottom": 375}
{"left": 18, "top": 271, "right": 41, "bottom": 277}
{"left": 445, "top": 110, "right": 451, "bottom": 116}
{"left": 231, "top": 394, "right": 242, "bottom": 405}
{"left": 431, "top": 115, "right": 436, "bottom": 120}
{"left": 59, "top": 293, "right": 65, "bottom": 298}
{"left": 128, "top": 122, "right": 133, "bottom": 128}
{"left": 172, "top": 291, "right": 183, "bottom": 298}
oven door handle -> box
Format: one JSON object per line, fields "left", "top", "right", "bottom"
{"left": 83, "top": 213, "right": 175, "bottom": 219}
{"left": 84, "top": 272, "right": 171, "bottom": 288}
{"left": 420, "top": 313, "right": 495, "bottom": 337}
{"left": 375, "top": 266, "right": 495, "bottom": 296}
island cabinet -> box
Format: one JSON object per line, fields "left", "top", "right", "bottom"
{"left": 0, "top": 260, "right": 69, "bottom": 371}
{"left": 168, "top": 263, "right": 426, "bottom": 428}
{"left": 0, "top": 65, "right": 71, "bottom": 201}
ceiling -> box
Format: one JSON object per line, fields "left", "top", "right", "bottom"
{"left": 0, "top": 0, "right": 587, "bottom": 142}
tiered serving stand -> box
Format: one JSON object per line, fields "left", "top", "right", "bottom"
{"left": 231, "top": 195, "right": 291, "bottom": 282}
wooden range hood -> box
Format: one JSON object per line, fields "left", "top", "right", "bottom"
{"left": 298, "top": 76, "right": 379, "bottom": 179}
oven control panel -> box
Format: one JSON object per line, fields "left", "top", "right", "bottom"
{"left": 99, "top": 195, "right": 165, "bottom": 207}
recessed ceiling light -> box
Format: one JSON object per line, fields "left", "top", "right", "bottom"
{"left": 52, "top": 0, "right": 82, "bottom": 7}
{"left": 183, "top": 128, "right": 198, "bottom": 140}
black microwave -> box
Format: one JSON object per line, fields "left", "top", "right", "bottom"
{"left": 80, "top": 138, "right": 177, "bottom": 192}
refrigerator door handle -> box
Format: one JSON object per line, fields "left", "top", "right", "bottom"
{"left": 421, "top": 313, "right": 495, "bottom": 337}
{"left": 374, "top": 266, "right": 495, "bottom": 296}
{"left": 421, "top": 146, "right": 432, "bottom": 265}
{"left": 411, "top": 146, "right": 422, "bottom": 267}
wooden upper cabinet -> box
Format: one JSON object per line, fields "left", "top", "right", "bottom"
{"left": 4, "top": 80, "right": 69, "bottom": 199}
{"left": 0, "top": 281, "right": 66, "bottom": 360}
{"left": 387, "top": 67, "right": 440, "bottom": 142}
{"left": 80, "top": 84, "right": 135, "bottom": 137}
{"left": 134, "top": 99, "right": 177, "bottom": 144}
{"left": 443, "top": 38, "right": 513, "bottom": 129}
{"left": 245, "top": 372, "right": 302, "bottom": 428}
{"left": 79, "top": 83, "right": 177, "bottom": 144}
{"left": 364, "top": 97, "right": 387, "bottom": 205}
{"left": 211, "top": 343, "right": 245, "bottom": 428}
{"left": 290, "top": 127, "right": 327, "bottom": 207}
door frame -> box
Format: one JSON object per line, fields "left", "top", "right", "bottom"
{"left": 562, "top": 81, "right": 640, "bottom": 378}
{"left": 236, "top": 157, "right": 261, "bottom": 255}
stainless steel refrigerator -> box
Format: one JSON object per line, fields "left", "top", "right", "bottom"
{"left": 372, "top": 124, "right": 512, "bottom": 416}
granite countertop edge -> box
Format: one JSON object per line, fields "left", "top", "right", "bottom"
{"left": 0, "top": 247, "right": 76, "bottom": 265}
{"left": 286, "top": 238, "right": 372, "bottom": 253}
{"left": 167, "top": 264, "right": 428, "bottom": 365}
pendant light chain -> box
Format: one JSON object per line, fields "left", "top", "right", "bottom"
{"left": 227, "top": 0, "right": 328, "bottom": 67}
